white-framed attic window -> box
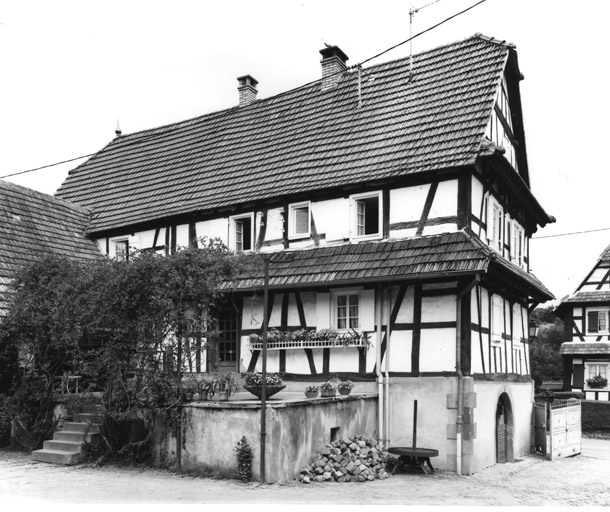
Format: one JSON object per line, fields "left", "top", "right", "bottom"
{"left": 229, "top": 213, "right": 254, "bottom": 252}
{"left": 288, "top": 201, "right": 311, "bottom": 239}
{"left": 350, "top": 191, "right": 382, "bottom": 241}
{"left": 587, "top": 308, "right": 609, "bottom": 335}
{"left": 511, "top": 221, "right": 525, "bottom": 266}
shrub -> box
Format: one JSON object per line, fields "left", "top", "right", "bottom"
{"left": 234, "top": 436, "right": 253, "bottom": 482}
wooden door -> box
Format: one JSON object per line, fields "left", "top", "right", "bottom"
{"left": 496, "top": 399, "right": 507, "bottom": 463}
{"left": 533, "top": 403, "right": 547, "bottom": 455}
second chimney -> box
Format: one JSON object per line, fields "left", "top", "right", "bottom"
{"left": 319, "top": 45, "right": 349, "bottom": 92}
{"left": 237, "top": 75, "right": 258, "bottom": 107}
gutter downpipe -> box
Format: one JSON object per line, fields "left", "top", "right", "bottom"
{"left": 259, "top": 256, "right": 270, "bottom": 484}
{"left": 455, "top": 274, "right": 480, "bottom": 476}
{"left": 376, "top": 283, "right": 385, "bottom": 447}
{"left": 384, "top": 287, "right": 391, "bottom": 446}
{"left": 455, "top": 297, "right": 463, "bottom": 476}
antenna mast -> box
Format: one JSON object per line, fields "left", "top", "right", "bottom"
{"left": 409, "top": 0, "right": 442, "bottom": 78}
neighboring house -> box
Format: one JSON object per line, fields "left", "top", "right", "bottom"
{"left": 0, "top": 179, "right": 102, "bottom": 317}
{"left": 556, "top": 243, "right": 610, "bottom": 400}
{"left": 53, "top": 34, "right": 554, "bottom": 474}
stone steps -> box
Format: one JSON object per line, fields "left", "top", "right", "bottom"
{"left": 31, "top": 398, "right": 103, "bottom": 466}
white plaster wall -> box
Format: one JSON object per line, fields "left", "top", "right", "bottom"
{"left": 264, "top": 207, "right": 284, "bottom": 243}
{"left": 395, "top": 286, "right": 415, "bottom": 324}
{"left": 315, "top": 293, "right": 331, "bottom": 329}
{"left": 421, "top": 295, "right": 455, "bottom": 322}
{"left": 391, "top": 184, "right": 428, "bottom": 224}
{"left": 471, "top": 380, "right": 534, "bottom": 473}
{"left": 428, "top": 180, "right": 458, "bottom": 218}
{"left": 242, "top": 295, "right": 264, "bottom": 330}
{"left": 389, "top": 377, "right": 458, "bottom": 471}
{"left": 419, "top": 328, "right": 457, "bottom": 372}
{"left": 313, "top": 198, "right": 348, "bottom": 244}
{"left": 197, "top": 218, "right": 228, "bottom": 244}
{"left": 388, "top": 330, "right": 412, "bottom": 372}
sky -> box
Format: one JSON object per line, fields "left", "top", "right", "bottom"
{"left": 1, "top": 0, "right": 609, "bottom": 305}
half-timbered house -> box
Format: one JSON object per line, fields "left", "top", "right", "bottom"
{"left": 556, "top": 243, "right": 610, "bottom": 401}
{"left": 53, "top": 34, "right": 554, "bottom": 474}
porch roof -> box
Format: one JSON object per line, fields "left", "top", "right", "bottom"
{"left": 560, "top": 342, "right": 610, "bottom": 356}
{"left": 227, "top": 230, "right": 553, "bottom": 300}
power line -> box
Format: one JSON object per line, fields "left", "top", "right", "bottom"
{"left": 0, "top": 0, "right": 487, "bottom": 181}
{"left": 532, "top": 227, "right": 610, "bottom": 240}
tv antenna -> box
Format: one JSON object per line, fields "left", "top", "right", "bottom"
{"left": 409, "top": 0, "right": 442, "bottom": 77}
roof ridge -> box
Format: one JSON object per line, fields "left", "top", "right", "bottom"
{"left": 102, "top": 33, "right": 509, "bottom": 143}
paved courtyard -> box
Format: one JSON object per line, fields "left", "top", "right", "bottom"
{"left": 1, "top": 438, "right": 609, "bottom": 506}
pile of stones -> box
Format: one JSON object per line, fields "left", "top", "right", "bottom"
{"left": 299, "top": 435, "right": 391, "bottom": 483}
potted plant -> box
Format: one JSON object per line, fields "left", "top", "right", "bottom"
{"left": 214, "top": 373, "right": 238, "bottom": 401}
{"left": 320, "top": 381, "right": 336, "bottom": 398}
{"left": 587, "top": 374, "right": 608, "bottom": 389}
{"left": 199, "top": 379, "right": 215, "bottom": 400}
{"left": 243, "top": 372, "right": 286, "bottom": 399}
{"left": 304, "top": 385, "right": 319, "bottom": 398}
{"left": 337, "top": 380, "right": 353, "bottom": 396}
{"left": 182, "top": 377, "right": 198, "bottom": 402}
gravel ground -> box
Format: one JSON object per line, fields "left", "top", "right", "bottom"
{"left": 1, "top": 439, "right": 609, "bottom": 506}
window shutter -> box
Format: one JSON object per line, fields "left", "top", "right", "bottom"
{"left": 573, "top": 364, "right": 585, "bottom": 388}
{"left": 588, "top": 311, "right": 599, "bottom": 333}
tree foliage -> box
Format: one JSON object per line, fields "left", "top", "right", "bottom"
{"left": 0, "top": 238, "right": 256, "bottom": 457}
{"left": 530, "top": 306, "right": 565, "bottom": 390}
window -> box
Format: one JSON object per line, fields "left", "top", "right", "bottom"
{"left": 113, "top": 240, "right": 129, "bottom": 261}
{"left": 487, "top": 197, "right": 503, "bottom": 252}
{"left": 289, "top": 202, "right": 310, "bottom": 238}
{"left": 230, "top": 214, "right": 253, "bottom": 252}
{"left": 587, "top": 309, "right": 609, "bottom": 334}
{"left": 511, "top": 221, "right": 524, "bottom": 265}
{"left": 351, "top": 192, "right": 381, "bottom": 240}
{"left": 335, "top": 292, "right": 359, "bottom": 330}
{"left": 491, "top": 295, "right": 503, "bottom": 342}
{"left": 585, "top": 363, "right": 608, "bottom": 389}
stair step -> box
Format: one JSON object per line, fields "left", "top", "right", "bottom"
{"left": 62, "top": 421, "right": 100, "bottom": 434}
{"left": 43, "top": 440, "right": 84, "bottom": 453}
{"left": 54, "top": 430, "right": 96, "bottom": 443}
{"left": 73, "top": 412, "right": 103, "bottom": 423}
{"left": 31, "top": 449, "right": 82, "bottom": 465}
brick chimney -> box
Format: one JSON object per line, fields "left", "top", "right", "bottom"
{"left": 237, "top": 75, "right": 258, "bottom": 107}
{"left": 319, "top": 45, "right": 349, "bottom": 92}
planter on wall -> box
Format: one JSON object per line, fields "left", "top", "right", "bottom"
{"left": 244, "top": 384, "right": 286, "bottom": 400}
{"left": 321, "top": 389, "right": 336, "bottom": 398}
{"left": 338, "top": 388, "right": 351, "bottom": 396}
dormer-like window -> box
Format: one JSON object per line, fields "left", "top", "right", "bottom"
{"left": 487, "top": 197, "right": 503, "bottom": 252}
{"left": 230, "top": 214, "right": 253, "bottom": 252}
{"left": 288, "top": 202, "right": 310, "bottom": 239}
{"left": 350, "top": 191, "right": 382, "bottom": 241}
{"left": 511, "top": 221, "right": 525, "bottom": 266}
{"left": 485, "top": 76, "right": 518, "bottom": 171}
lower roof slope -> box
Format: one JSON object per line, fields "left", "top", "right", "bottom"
{"left": 0, "top": 180, "right": 102, "bottom": 315}
{"left": 227, "top": 230, "right": 553, "bottom": 301}
{"left": 55, "top": 35, "right": 517, "bottom": 235}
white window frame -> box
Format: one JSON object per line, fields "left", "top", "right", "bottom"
{"left": 487, "top": 196, "right": 503, "bottom": 252}
{"left": 587, "top": 308, "right": 610, "bottom": 335}
{"left": 332, "top": 289, "right": 361, "bottom": 331}
{"left": 511, "top": 221, "right": 525, "bottom": 266}
{"left": 288, "top": 201, "right": 311, "bottom": 239}
{"left": 350, "top": 191, "right": 382, "bottom": 241}
{"left": 229, "top": 213, "right": 254, "bottom": 252}
{"left": 491, "top": 294, "right": 503, "bottom": 344}
{"left": 111, "top": 238, "right": 130, "bottom": 261}
{"left": 585, "top": 362, "right": 609, "bottom": 390}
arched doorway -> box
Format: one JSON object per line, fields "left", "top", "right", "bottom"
{"left": 496, "top": 392, "right": 514, "bottom": 463}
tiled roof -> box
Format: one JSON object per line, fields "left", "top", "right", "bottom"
{"left": 56, "top": 35, "right": 521, "bottom": 235}
{"left": 0, "top": 180, "right": 102, "bottom": 315}
{"left": 226, "top": 230, "right": 553, "bottom": 300}
{"left": 560, "top": 291, "right": 610, "bottom": 304}
{"left": 599, "top": 243, "right": 610, "bottom": 262}
{"left": 560, "top": 342, "right": 610, "bottom": 356}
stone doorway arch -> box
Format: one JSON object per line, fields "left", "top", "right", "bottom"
{"left": 496, "top": 392, "right": 514, "bottom": 463}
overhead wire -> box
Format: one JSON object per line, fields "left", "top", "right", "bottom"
{"left": 532, "top": 227, "right": 610, "bottom": 240}
{"left": 0, "top": 0, "right": 487, "bottom": 181}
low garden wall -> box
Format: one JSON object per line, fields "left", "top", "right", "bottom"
{"left": 153, "top": 393, "right": 378, "bottom": 482}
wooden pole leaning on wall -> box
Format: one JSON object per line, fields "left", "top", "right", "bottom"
{"left": 413, "top": 399, "right": 418, "bottom": 450}
{"left": 259, "top": 256, "right": 270, "bottom": 484}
